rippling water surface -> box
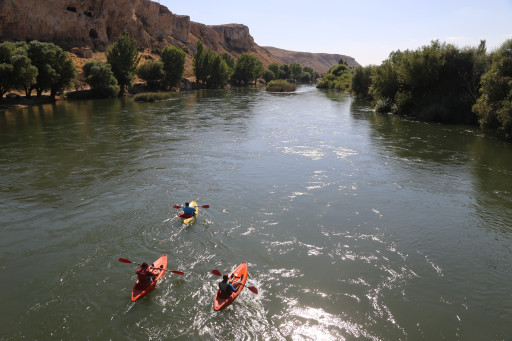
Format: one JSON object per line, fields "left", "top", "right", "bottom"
{"left": 1, "top": 86, "right": 512, "bottom": 340}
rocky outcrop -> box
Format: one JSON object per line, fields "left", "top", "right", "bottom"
{"left": 0, "top": 0, "right": 358, "bottom": 74}
{"left": 263, "top": 46, "right": 360, "bottom": 74}
{"left": 0, "top": 0, "right": 189, "bottom": 51}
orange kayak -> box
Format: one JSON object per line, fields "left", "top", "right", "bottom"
{"left": 213, "top": 261, "right": 248, "bottom": 311}
{"left": 131, "top": 254, "right": 167, "bottom": 302}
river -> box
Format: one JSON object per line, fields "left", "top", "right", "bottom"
{"left": 1, "top": 85, "right": 511, "bottom": 340}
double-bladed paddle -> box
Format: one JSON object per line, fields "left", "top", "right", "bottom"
{"left": 118, "top": 258, "right": 184, "bottom": 275}
{"left": 173, "top": 204, "right": 210, "bottom": 209}
{"left": 211, "top": 269, "right": 258, "bottom": 294}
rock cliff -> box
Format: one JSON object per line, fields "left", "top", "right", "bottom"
{"left": 0, "top": 0, "right": 357, "bottom": 74}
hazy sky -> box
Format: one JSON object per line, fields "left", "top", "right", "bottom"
{"left": 159, "top": 0, "right": 512, "bottom": 66}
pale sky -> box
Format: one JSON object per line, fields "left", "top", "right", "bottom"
{"left": 159, "top": 0, "right": 512, "bottom": 66}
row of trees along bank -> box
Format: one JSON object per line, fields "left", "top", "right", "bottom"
{"left": 324, "top": 39, "right": 512, "bottom": 140}
{"left": 1, "top": 31, "right": 321, "bottom": 101}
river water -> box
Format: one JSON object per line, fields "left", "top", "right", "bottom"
{"left": 1, "top": 86, "right": 511, "bottom": 340}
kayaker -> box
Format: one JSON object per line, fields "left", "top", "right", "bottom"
{"left": 136, "top": 262, "right": 156, "bottom": 284}
{"left": 218, "top": 274, "right": 237, "bottom": 297}
{"left": 181, "top": 202, "right": 196, "bottom": 217}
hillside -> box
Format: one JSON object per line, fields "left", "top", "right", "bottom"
{"left": 263, "top": 46, "right": 360, "bottom": 74}
{"left": 0, "top": 0, "right": 359, "bottom": 77}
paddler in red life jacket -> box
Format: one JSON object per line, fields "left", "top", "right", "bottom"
{"left": 180, "top": 202, "right": 196, "bottom": 218}
{"left": 136, "top": 262, "right": 156, "bottom": 284}
{"left": 218, "top": 274, "right": 237, "bottom": 297}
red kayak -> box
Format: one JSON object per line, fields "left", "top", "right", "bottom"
{"left": 131, "top": 254, "right": 167, "bottom": 302}
{"left": 213, "top": 261, "right": 248, "bottom": 311}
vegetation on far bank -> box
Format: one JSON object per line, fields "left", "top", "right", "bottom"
{"left": 1, "top": 31, "right": 320, "bottom": 104}
{"left": 318, "top": 38, "right": 512, "bottom": 140}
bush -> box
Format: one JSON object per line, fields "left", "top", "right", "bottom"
{"left": 82, "top": 60, "right": 119, "bottom": 98}
{"left": 266, "top": 80, "right": 296, "bottom": 92}
{"left": 133, "top": 92, "right": 175, "bottom": 102}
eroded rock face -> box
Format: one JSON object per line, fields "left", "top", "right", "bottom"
{"left": 0, "top": 0, "right": 190, "bottom": 51}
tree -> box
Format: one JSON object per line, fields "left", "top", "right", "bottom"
{"left": 351, "top": 66, "right": 374, "bottom": 98}
{"left": 268, "top": 63, "right": 280, "bottom": 79}
{"left": 27, "top": 41, "right": 75, "bottom": 100}
{"left": 161, "top": 45, "right": 186, "bottom": 89}
{"left": 473, "top": 39, "right": 512, "bottom": 137}
{"left": 193, "top": 40, "right": 210, "bottom": 87}
{"left": 137, "top": 60, "right": 164, "bottom": 90}
{"left": 263, "top": 69, "right": 275, "bottom": 83}
{"left": 106, "top": 31, "right": 140, "bottom": 95}
{"left": 82, "top": 61, "right": 120, "bottom": 98}
{"left": 207, "top": 54, "right": 231, "bottom": 88}
{"left": 220, "top": 53, "right": 235, "bottom": 72}
{"left": 0, "top": 41, "right": 38, "bottom": 98}
{"left": 231, "top": 54, "right": 263, "bottom": 86}
{"left": 0, "top": 42, "right": 15, "bottom": 98}
{"left": 289, "top": 62, "right": 303, "bottom": 82}
{"left": 279, "top": 64, "right": 290, "bottom": 80}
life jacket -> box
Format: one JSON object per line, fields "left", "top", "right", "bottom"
{"left": 137, "top": 268, "right": 153, "bottom": 284}
{"left": 218, "top": 281, "right": 234, "bottom": 297}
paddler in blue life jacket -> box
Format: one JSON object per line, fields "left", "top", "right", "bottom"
{"left": 181, "top": 202, "right": 196, "bottom": 217}
{"left": 218, "top": 274, "right": 237, "bottom": 297}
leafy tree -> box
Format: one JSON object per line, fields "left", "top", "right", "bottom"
{"left": 220, "top": 53, "right": 235, "bottom": 72}
{"left": 106, "top": 31, "right": 140, "bottom": 95}
{"left": 0, "top": 41, "right": 38, "bottom": 98}
{"left": 317, "top": 61, "right": 352, "bottom": 91}
{"left": 193, "top": 40, "right": 210, "bottom": 87}
{"left": 279, "top": 64, "right": 290, "bottom": 80}
{"left": 82, "top": 60, "right": 119, "bottom": 98}
{"left": 289, "top": 62, "right": 303, "bottom": 82}
{"left": 161, "top": 45, "right": 186, "bottom": 89}
{"left": 303, "top": 66, "right": 319, "bottom": 81}
{"left": 300, "top": 72, "right": 312, "bottom": 83}
{"left": 27, "top": 41, "right": 76, "bottom": 100}
{"left": 263, "top": 69, "right": 275, "bottom": 83}
{"left": 137, "top": 60, "right": 164, "bottom": 90}
{"left": 268, "top": 63, "right": 280, "bottom": 79}
{"left": 231, "top": 53, "right": 263, "bottom": 86}
{"left": 0, "top": 43, "right": 15, "bottom": 98}
{"left": 207, "top": 54, "right": 231, "bottom": 88}
{"left": 351, "top": 66, "right": 374, "bottom": 98}
{"left": 473, "top": 39, "right": 512, "bottom": 137}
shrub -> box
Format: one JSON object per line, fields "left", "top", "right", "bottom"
{"left": 266, "top": 79, "right": 296, "bottom": 92}
{"left": 134, "top": 92, "right": 174, "bottom": 102}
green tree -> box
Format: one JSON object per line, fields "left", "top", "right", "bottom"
{"left": 193, "top": 40, "right": 210, "bottom": 87}
{"left": 279, "top": 64, "right": 291, "bottom": 80}
{"left": 207, "top": 54, "right": 231, "bottom": 88}
{"left": 231, "top": 54, "right": 263, "bottom": 86}
{"left": 137, "top": 60, "right": 164, "bottom": 90}
{"left": 268, "top": 63, "right": 280, "bottom": 79}
{"left": 27, "top": 41, "right": 76, "bottom": 100}
{"left": 0, "top": 41, "right": 38, "bottom": 98}
{"left": 106, "top": 31, "right": 140, "bottom": 95}
{"left": 263, "top": 69, "right": 275, "bottom": 83}
{"left": 82, "top": 60, "right": 120, "bottom": 98}
{"left": 161, "top": 45, "right": 186, "bottom": 89}
{"left": 351, "top": 66, "right": 374, "bottom": 99}
{"left": 220, "top": 53, "right": 235, "bottom": 72}
{"left": 473, "top": 39, "right": 512, "bottom": 137}
{"left": 289, "top": 62, "right": 303, "bottom": 82}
